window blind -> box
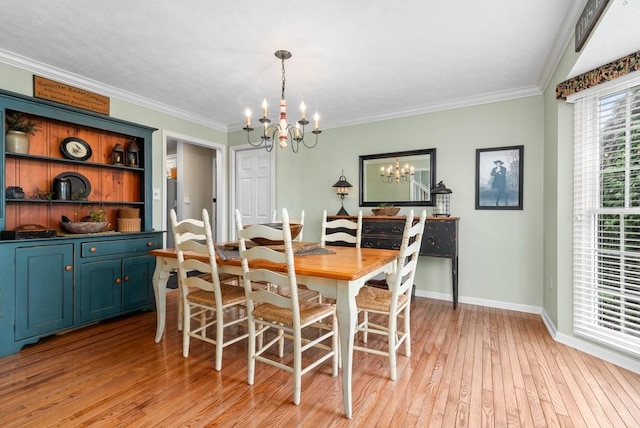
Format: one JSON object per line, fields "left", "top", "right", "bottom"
{"left": 573, "top": 78, "right": 640, "bottom": 358}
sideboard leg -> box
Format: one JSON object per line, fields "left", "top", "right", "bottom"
{"left": 452, "top": 256, "right": 459, "bottom": 309}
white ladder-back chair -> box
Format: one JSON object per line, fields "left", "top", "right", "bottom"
{"left": 320, "top": 209, "right": 362, "bottom": 248}
{"left": 235, "top": 208, "right": 338, "bottom": 405}
{"left": 170, "top": 208, "right": 248, "bottom": 371}
{"left": 272, "top": 209, "right": 305, "bottom": 242}
{"left": 354, "top": 209, "right": 427, "bottom": 380}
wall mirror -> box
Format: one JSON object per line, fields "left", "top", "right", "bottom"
{"left": 359, "top": 148, "right": 436, "bottom": 206}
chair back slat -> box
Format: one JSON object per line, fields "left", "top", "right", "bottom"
{"left": 235, "top": 208, "right": 301, "bottom": 318}
{"left": 170, "top": 209, "right": 223, "bottom": 295}
{"left": 390, "top": 210, "right": 427, "bottom": 301}
{"left": 321, "top": 209, "right": 362, "bottom": 248}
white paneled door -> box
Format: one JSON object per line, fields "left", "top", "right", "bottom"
{"left": 234, "top": 146, "right": 273, "bottom": 231}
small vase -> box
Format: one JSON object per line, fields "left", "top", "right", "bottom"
{"left": 5, "top": 130, "right": 30, "bottom": 154}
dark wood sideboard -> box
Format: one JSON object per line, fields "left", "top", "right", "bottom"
{"left": 327, "top": 215, "right": 460, "bottom": 308}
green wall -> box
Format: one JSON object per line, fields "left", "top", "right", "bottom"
{"left": 232, "top": 96, "right": 545, "bottom": 307}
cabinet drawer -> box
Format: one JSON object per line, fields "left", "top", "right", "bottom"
{"left": 362, "top": 220, "right": 405, "bottom": 236}
{"left": 81, "top": 237, "right": 159, "bottom": 258}
{"left": 362, "top": 237, "right": 402, "bottom": 250}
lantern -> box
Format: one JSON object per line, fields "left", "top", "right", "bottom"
{"left": 111, "top": 142, "right": 124, "bottom": 165}
{"left": 431, "top": 181, "right": 452, "bottom": 217}
{"left": 126, "top": 139, "right": 140, "bottom": 167}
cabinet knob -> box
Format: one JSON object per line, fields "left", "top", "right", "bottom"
{"left": 65, "top": 265, "right": 72, "bottom": 271}
{"left": 124, "top": 276, "right": 130, "bottom": 281}
{"left": 90, "top": 247, "right": 97, "bottom": 253}
{"left": 115, "top": 277, "right": 122, "bottom": 284}
{"left": 147, "top": 241, "right": 153, "bottom": 247}
{"left": 427, "top": 236, "right": 436, "bottom": 245}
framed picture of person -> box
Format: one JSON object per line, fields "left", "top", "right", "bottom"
{"left": 475, "top": 145, "right": 524, "bottom": 210}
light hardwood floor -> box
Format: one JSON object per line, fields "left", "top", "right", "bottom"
{"left": 1, "top": 290, "right": 639, "bottom": 427}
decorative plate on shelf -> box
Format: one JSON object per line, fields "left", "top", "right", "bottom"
{"left": 54, "top": 172, "right": 91, "bottom": 200}
{"left": 60, "top": 137, "right": 92, "bottom": 161}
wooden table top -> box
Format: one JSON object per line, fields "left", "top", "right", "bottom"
{"left": 151, "top": 245, "right": 399, "bottom": 282}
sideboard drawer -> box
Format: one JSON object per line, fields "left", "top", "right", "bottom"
{"left": 362, "top": 220, "right": 405, "bottom": 236}
{"left": 81, "top": 237, "right": 159, "bottom": 258}
{"left": 362, "top": 237, "right": 402, "bottom": 250}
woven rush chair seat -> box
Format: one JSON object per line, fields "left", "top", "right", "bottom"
{"left": 187, "top": 283, "right": 246, "bottom": 307}
{"left": 355, "top": 286, "right": 409, "bottom": 312}
{"left": 253, "top": 301, "right": 335, "bottom": 326}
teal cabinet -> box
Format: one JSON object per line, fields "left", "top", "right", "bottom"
{"left": 123, "top": 255, "right": 156, "bottom": 311}
{"left": 0, "top": 89, "right": 161, "bottom": 357}
{"left": 14, "top": 244, "right": 74, "bottom": 340}
{"left": 77, "top": 258, "right": 123, "bottom": 323}
{"left": 77, "top": 251, "right": 157, "bottom": 323}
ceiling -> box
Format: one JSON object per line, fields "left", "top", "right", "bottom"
{"left": 0, "top": 1, "right": 636, "bottom": 132}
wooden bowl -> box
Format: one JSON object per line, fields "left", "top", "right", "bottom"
{"left": 247, "top": 222, "right": 302, "bottom": 245}
{"left": 371, "top": 207, "right": 400, "bottom": 216}
{"left": 61, "top": 221, "right": 108, "bottom": 234}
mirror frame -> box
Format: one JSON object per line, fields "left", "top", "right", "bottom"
{"left": 359, "top": 148, "right": 437, "bottom": 207}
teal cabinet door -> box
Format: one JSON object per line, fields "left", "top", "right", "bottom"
{"left": 123, "top": 255, "right": 156, "bottom": 311}
{"left": 15, "top": 244, "right": 74, "bottom": 340}
{"left": 77, "top": 259, "right": 122, "bottom": 323}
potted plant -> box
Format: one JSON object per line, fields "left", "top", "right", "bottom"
{"left": 5, "top": 111, "right": 39, "bottom": 154}
{"left": 372, "top": 203, "right": 400, "bottom": 216}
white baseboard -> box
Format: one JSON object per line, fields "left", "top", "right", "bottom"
{"left": 414, "top": 289, "right": 540, "bottom": 314}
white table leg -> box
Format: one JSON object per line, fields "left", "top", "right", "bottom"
{"left": 335, "top": 279, "right": 357, "bottom": 419}
{"left": 152, "top": 257, "right": 173, "bottom": 343}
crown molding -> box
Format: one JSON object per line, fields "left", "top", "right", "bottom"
{"left": 537, "top": 0, "right": 588, "bottom": 92}
{"left": 228, "top": 85, "right": 543, "bottom": 132}
{"left": 0, "top": 49, "right": 227, "bottom": 132}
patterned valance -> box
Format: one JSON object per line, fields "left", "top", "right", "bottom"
{"left": 556, "top": 50, "right": 640, "bottom": 100}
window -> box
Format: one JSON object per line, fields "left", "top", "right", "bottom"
{"left": 573, "top": 77, "right": 640, "bottom": 358}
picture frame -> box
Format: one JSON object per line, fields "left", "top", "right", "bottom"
{"left": 60, "top": 137, "right": 92, "bottom": 161}
{"left": 475, "top": 145, "right": 523, "bottom": 210}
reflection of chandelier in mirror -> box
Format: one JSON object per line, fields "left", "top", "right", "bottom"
{"left": 380, "top": 158, "right": 414, "bottom": 183}
{"left": 242, "top": 50, "right": 321, "bottom": 153}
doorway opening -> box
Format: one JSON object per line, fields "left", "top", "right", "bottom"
{"left": 161, "top": 130, "right": 227, "bottom": 247}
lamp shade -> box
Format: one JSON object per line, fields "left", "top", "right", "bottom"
{"left": 332, "top": 170, "right": 352, "bottom": 195}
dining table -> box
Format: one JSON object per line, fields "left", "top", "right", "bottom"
{"left": 150, "top": 244, "right": 399, "bottom": 419}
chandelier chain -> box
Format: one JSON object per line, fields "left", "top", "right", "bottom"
{"left": 281, "top": 57, "right": 286, "bottom": 100}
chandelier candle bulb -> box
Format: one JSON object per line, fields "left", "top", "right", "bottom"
{"left": 300, "top": 101, "right": 306, "bottom": 119}
{"left": 314, "top": 113, "right": 319, "bottom": 129}
{"left": 262, "top": 99, "right": 268, "bottom": 117}
{"left": 245, "top": 109, "right": 251, "bottom": 126}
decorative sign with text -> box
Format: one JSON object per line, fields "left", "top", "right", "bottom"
{"left": 575, "top": 0, "right": 610, "bottom": 52}
{"left": 33, "top": 76, "right": 110, "bottom": 115}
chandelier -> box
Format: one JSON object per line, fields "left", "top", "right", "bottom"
{"left": 243, "top": 50, "right": 321, "bottom": 153}
{"left": 381, "top": 158, "right": 414, "bottom": 183}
